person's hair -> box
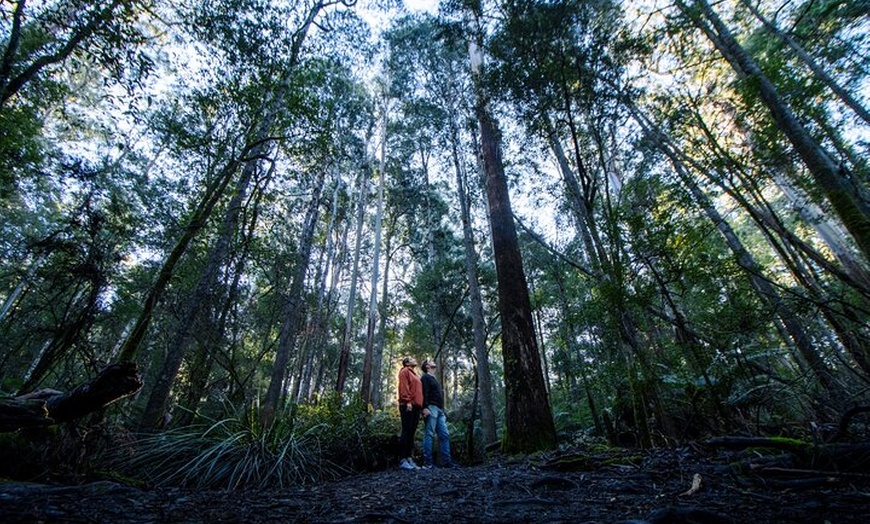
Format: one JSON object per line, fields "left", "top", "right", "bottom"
{"left": 402, "top": 356, "right": 415, "bottom": 366}
{"left": 422, "top": 358, "right": 436, "bottom": 371}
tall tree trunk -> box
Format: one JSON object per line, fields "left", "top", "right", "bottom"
{"left": 468, "top": 14, "right": 556, "bottom": 453}
{"left": 336, "top": 159, "right": 370, "bottom": 395}
{"left": 261, "top": 169, "right": 326, "bottom": 424}
{"left": 139, "top": 159, "right": 257, "bottom": 429}
{"left": 371, "top": 215, "right": 394, "bottom": 409}
{"left": 291, "top": 175, "right": 340, "bottom": 405}
{"left": 452, "top": 118, "right": 497, "bottom": 445}
{"left": 361, "top": 106, "right": 388, "bottom": 407}
{"left": 116, "top": 158, "right": 239, "bottom": 364}
{"left": 0, "top": 253, "right": 45, "bottom": 324}
{"left": 676, "top": 0, "right": 870, "bottom": 261}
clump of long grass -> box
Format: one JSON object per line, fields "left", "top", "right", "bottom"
{"left": 115, "top": 407, "right": 348, "bottom": 490}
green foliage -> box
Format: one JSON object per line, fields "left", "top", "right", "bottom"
{"left": 111, "top": 394, "right": 407, "bottom": 489}
{"left": 0, "top": 105, "right": 44, "bottom": 197}
{"left": 113, "top": 406, "right": 347, "bottom": 489}
{"left": 293, "top": 393, "right": 399, "bottom": 472}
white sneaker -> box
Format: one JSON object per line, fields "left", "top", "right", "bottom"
{"left": 399, "top": 459, "right": 416, "bottom": 470}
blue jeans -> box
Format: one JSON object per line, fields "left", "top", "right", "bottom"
{"left": 423, "top": 405, "right": 452, "bottom": 466}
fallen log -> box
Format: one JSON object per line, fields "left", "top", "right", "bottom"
{"left": 706, "top": 435, "right": 870, "bottom": 473}
{"left": 0, "top": 363, "right": 142, "bottom": 432}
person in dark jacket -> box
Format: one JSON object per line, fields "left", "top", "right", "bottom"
{"left": 420, "top": 357, "right": 458, "bottom": 468}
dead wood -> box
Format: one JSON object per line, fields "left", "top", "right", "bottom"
{"left": 0, "top": 363, "right": 142, "bottom": 432}
{"left": 706, "top": 435, "right": 870, "bottom": 473}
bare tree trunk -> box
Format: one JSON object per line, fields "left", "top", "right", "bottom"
{"left": 545, "top": 118, "right": 605, "bottom": 271}
{"left": 371, "top": 217, "right": 394, "bottom": 409}
{"left": 336, "top": 158, "right": 370, "bottom": 395}
{"left": 453, "top": 120, "right": 497, "bottom": 445}
{"left": 361, "top": 106, "right": 388, "bottom": 407}
{"left": 301, "top": 173, "right": 346, "bottom": 403}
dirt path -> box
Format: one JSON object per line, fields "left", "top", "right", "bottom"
{"left": 1, "top": 448, "right": 867, "bottom": 523}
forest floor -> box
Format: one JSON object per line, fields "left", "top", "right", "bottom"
{"left": 1, "top": 444, "right": 868, "bottom": 523}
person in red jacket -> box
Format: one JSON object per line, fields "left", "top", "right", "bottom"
{"left": 397, "top": 356, "right": 423, "bottom": 470}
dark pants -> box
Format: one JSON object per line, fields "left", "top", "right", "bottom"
{"left": 399, "top": 404, "right": 421, "bottom": 459}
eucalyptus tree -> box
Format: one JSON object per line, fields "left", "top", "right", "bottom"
{"left": 132, "top": 0, "right": 358, "bottom": 428}
{"left": 465, "top": 0, "right": 557, "bottom": 453}
{"left": 682, "top": 97, "right": 870, "bottom": 384}
{"left": 291, "top": 174, "right": 349, "bottom": 405}
{"left": 263, "top": 58, "right": 372, "bottom": 420}
{"left": 0, "top": 0, "right": 153, "bottom": 108}
{"left": 359, "top": 83, "right": 388, "bottom": 408}
{"left": 486, "top": 0, "right": 687, "bottom": 444}
{"left": 383, "top": 13, "right": 498, "bottom": 442}
{"left": 335, "top": 135, "right": 372, "bottom": 396}
{"left": 671, "top": 0, "right": 870, "bottom": 261}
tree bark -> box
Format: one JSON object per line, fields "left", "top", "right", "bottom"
{"left": 361, "top": 105, "right": 388, "bottom": 407}
{"left": 453, "top": 118, "right": 497, "bottom": 445}
{"left": 469, "top": 14, "right": 556, "bottom": 453}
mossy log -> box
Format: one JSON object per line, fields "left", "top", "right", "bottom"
{"left": 706, "top": 436, "right": 870, "bottom": 473}
{"left": 0, "top": 363, "right": 142, "bottom": 432}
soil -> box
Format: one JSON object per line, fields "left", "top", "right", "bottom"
{"left": 1, "top": 445, "right": 867, "bottom": 523}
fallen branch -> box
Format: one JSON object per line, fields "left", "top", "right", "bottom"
{"left": 0, "top": 363, "right": 142, "bottom": 432}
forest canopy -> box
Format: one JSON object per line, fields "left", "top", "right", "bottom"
{"left": 0, "top": 0, "right": 868, "bottom": 487}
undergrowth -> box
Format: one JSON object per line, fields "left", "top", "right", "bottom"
{"left": 111, "top": 394, "right": 400, "bottom": 490}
